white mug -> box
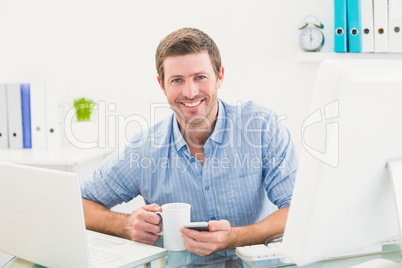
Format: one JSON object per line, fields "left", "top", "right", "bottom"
{"left": 156, "top": 203, "right": 191, "bottom": 251}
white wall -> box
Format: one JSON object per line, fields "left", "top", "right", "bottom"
{"left": 0, "top": 0, "right": 334, "bottom": 154}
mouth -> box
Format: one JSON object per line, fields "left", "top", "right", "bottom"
{"left": 181, "top": 99, "right": 203, "bottom": 108}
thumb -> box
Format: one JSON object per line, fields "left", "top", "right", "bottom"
{"left": 208, "top": 220, "right": 231, "bottom": 232}
{"left": 143, "top": 203, "right": 162, "bottom": 212}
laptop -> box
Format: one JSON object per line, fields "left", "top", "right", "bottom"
{"left": 0, "top": 161, "right": 167, "bottom": 268}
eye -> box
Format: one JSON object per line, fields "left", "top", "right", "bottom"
{"left": 171, "top": 78, "right": 182, "bottom": 83}
{"left": 196, "top": 75, "right": 206, "bottom": 80}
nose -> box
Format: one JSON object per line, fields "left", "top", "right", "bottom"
{"left": 183, "top": 80, "right": 199, "bottom": 99}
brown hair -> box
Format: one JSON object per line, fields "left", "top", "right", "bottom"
{"left": 155, "top": 28, "right": 222, "bottom": 88}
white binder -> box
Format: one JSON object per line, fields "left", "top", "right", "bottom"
{"left": 373, "top": 0, "right": 389, "bottom": 52}
{"left": 45, "top": 81, "right": 66, "bottom": 149}
{"left": 30, "top": 82, "right": 47, "bottom": 149}
{"left": 361, "top": 0, "right": 375, "bottom": 52}
{"left": 388, "top": 0, "right": 402, "bottom": 53}
{"left": 0, "top": 84, "right": 9, "bottom": 148}
{"left": 6, "top": 84, "right": 23, "bottom": 149}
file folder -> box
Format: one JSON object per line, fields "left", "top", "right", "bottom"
{"left": 334, "top": 0, "right": 348, "bottom": 52}
{"left": 6, "top": 84, "right": 23, "bottom": 149}
{"left": 388, "top": 0, "right": 402, "bottom": 53}
{"left": 347, "top": 0, "right": 363, "bottom": 52}
{"left": 0, "top": 84, "right": 9, "bottom": 148}
{"left": 21, "top": 84, "right": 32, "bottom": 149}
{"left": 361, "top": 0, "right": 375, "bottom": 52}
{"left": 30, "top": 82, "right": 47, "bottom": 149}
{"left": 373, "top": 0, "right": 388, "bottom": 52}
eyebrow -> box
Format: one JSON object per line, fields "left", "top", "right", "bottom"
{"left": 167, "top": 72, "right": 209, "bottom": 81}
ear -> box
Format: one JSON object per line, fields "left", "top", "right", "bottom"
{"left": 157, "top": 76, "right": 167, "bottom": 96}
{"left": 217, "top": 66, "right": 224, "bottom": 89}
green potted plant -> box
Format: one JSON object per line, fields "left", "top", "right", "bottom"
{"left": 68, "top": 97, "right": 98, "bottom": 147}
{"left": 73, "top": 98, "right": 95, "bottom": 121}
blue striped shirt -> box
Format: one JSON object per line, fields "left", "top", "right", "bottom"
{"left": 81, "top": 99, "right": 298, "bottom": 226}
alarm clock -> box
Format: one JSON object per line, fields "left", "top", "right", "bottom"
{"left": 298, "top": 15, "right": 325, "bottom": 52}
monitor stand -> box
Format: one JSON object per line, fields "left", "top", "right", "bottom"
{"left": 387, "top": 158, "right": 402, "bottom": 257}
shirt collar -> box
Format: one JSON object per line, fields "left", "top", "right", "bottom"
{"left": 172, "top": 114, "right": 187, "bottom": 152}
{"left": 209, "top": 99, "right": 226, "bottom": 144}
{"left": 172, "top": 99, "right": 227, "bottom": 152}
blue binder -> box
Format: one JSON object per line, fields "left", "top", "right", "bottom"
{"left": 347, "top": 0, "right": 362, "bottom": 52}
{"left": 334, "top": 0, "right": 348, "bottom": 52}
{"left": 20, "top": 83, "right": 32, "bottom": 148}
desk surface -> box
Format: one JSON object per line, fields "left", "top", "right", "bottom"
{"left": 4, "top": 244, "right": 402, "bottom": 268}
{"left": 0, "top": 147, "right": 115, "bottom": 166}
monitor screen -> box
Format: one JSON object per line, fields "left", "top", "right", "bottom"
{"left": 282, "top": 59, "right": 402, "bottom": 266}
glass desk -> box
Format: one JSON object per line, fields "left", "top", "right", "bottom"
{"left": 3, "top": 244, "right": 401, "bottom": 268}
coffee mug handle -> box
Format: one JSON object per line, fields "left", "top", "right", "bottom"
{"left": 155, "top": 211, "right": 163, "bottom": 235}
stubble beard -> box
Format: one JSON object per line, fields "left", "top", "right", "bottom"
{"left": 176, "top": 97, "right": 218, "bottom": 130}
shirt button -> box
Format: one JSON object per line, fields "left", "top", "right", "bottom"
{"left": 190, "top": 158, "right": 195, "bottom": 162}
{"left": 211, "top": 217, "right": 216, "bottom": 220}
{"left": 205, "top": 186, "right": 210, "bottom": 191}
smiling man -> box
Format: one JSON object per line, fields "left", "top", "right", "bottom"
{"left": 81, "top": 28, "right": 298, "bottom": 256}
{"left": 158, "top": 51, "right": 223, "bottom": 165}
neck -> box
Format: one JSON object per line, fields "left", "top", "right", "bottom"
{"left": 181, "top": 120, "right": 217, "bottom": 148}
{"left": 177, "top": 103, "right": 219, "bottom": 148}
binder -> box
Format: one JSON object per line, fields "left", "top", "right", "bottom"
{"left": 0, "top": 84, "right": 9, "bottom": 148}
{"left": 45, "top": 82, "right": 65, "bottom": 149}
{"left": 20, "top": 84, "right": 32, "bottom": 149}
{"left": 30, "top": 82, "right": 47, "bottom": 149}
{"left": 334, "top": 0, "right": 348, "bottom": 52}
{"left": 361, "top": 0, "right": 375, "bottom": 52}
{"left": 388, "top": 0, "right": 402, "bottom": 53}
{"left": 373, "top": 0, "right": 389, "bottom": 52}
{"left": 347, "top": 0, "right": 363, "bottom": 52}
{"left": 6, "top": 84, "right": 23, "bottom": 149}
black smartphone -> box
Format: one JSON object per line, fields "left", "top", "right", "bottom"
{"left": 183, "top": 222, "right": 209, "bottom": 231}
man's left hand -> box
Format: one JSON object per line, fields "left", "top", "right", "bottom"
{"left": 179, "top": 220, "right": 232, "bottom": 256}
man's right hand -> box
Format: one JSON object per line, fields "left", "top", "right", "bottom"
{"left": 124, "top": 203, "right": 162, "bottom": 245}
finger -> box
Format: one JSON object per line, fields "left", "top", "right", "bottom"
{"left": 181, "top": 234, "right": 215, "bottom": 256}
{"left": 135, "top": 208, "right": 162, "bottom": 225}
{"left": 208, "top": 220, "right": 230, "bottom": 232}
{"left": 142, "top": 203, "right": 162, "bottom": 212}
{"left": 180, "top": 227, "right": 214, "bottom": 242}
{"left": 131, "top": 214, "right": 162, "bottom": 234}
{"left": 134, "top": 231, "right": 161, "bottom": 245}
{"left": 145, "top": 211, "right": 162, "bottom": 225}
{"left": 142, "top": 221, "right": 162, "bottom": 234}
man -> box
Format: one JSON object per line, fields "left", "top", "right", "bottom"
{"left": 81, "top": 27, "right": 298, "bottom": 256}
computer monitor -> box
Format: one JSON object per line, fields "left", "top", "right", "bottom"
{"left": 282, "top": 59, "right": 402, "bottom": 266}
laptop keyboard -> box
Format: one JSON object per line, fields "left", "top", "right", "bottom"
{"left": 89, "top": 248, "right": 122, "bottom": 267}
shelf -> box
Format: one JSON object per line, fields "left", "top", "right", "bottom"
{"left": 0, "top": 147, "right": 116, "bottom": 166}
{"left": 298, "top": 52, "right": 402, "bottom": 62}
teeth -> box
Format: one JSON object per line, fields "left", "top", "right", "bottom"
{"left": 183, "top": 100, "right": 201, "bottom": 107}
